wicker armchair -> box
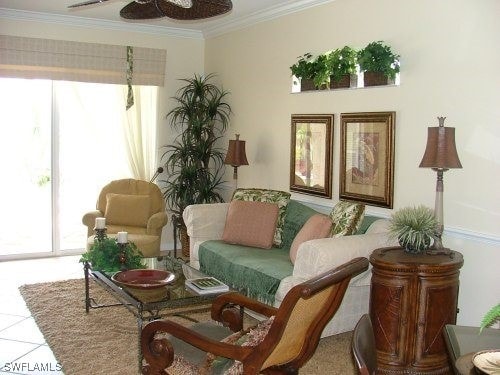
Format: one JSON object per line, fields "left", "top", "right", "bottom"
{"left": 141, "top": 257, "right": 369, "bottom": 374}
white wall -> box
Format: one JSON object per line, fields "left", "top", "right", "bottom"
{"left": 205, "top": 0, "right": 500, "bottom": 327}
{"left": 0, "top": 17, "right": 205, "bottom": 247}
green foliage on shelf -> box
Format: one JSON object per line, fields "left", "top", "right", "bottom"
{"left": 290, "top": 52, "right": 331, "bottom": 88}
{"left": 80, "top": 238, "right": 145, "bottom": 273}
{"left": 480, "top": 304, "right": 500, "bottom": 332}
{"left": 328, "top": 46, "right": 358, "bottom": 83}
{"left": 389, "top": 205, "right": 438, "bottom": 253}
{"left": 357, "top": 41, "right": 400, "bottom": 79}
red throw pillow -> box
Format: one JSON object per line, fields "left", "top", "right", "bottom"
{"left": 222, "top": 200, "right": 279, "bottom": 249}
{"left": 289, "top": 214, "right": 333, "bottom": 264}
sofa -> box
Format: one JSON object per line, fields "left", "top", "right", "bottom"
{"left": 183, "top": 197, "right": 397, "bottom": 337}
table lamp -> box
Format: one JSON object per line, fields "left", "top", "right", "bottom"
{"left": 419, "top": 117, "right": 462, "bottom": 253}
{"left": 224, "top": 134, "right": 249, "bottom": 188}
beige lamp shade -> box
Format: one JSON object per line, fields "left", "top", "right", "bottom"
{"left": 419, "top": 118, "right": 462, "bottom": 169}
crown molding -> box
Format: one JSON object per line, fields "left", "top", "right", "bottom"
{"left": 203, "top": 0, "right": 336, "bottom": 38}
{"left": 0, "top": 8, "right": 203, "bottom": 40}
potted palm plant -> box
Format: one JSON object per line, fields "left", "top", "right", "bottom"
{"left": 328, "top": 46, "right": 357, "bottom": 89}
{"left": 357, "top": 41, "right": 400, "bottom": 86}
{"left": 389, "top": 205, "right": 438, "bottom": 254}
{"left": 161, "top": 73, "right": 231, "bottom": 257}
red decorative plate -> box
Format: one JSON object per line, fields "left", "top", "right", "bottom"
{"left": 112, "top": 269, "right": 176, "bottom": 290}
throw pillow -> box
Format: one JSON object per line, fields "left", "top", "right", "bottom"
{"left": 105, "top": 193, "right": 150, "bottom": 227}
{"left": 329, "top": 200, "right": 365, "bottom": 238}
{"left": 289, "top": 214, "right": 333, "bottom": 264}
{"left": 232, "top": 188, "right": 291, "bottom": 247}
{"left": 222, "top": 200, "right": 279, "bottom": 249}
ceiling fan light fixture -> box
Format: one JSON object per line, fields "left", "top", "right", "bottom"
{"left": 167, "top": 0, "right": 193, "bottom": 8}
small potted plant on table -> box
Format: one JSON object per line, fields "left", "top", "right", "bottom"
{"left": 357, "top": 41, "right": 400, "bottom": 87}
{"left": 389, "top": 205, "right": 438, "bottom": 254}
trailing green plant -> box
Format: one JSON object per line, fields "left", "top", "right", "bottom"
{"left": 290, "top": 52, "right": 331, "bottom": 88}
{"left": 327, "top": 46, "right": 357, "bottom": 83}
{"left": 357, "top": 41, "right": 400, "bottom": 80}
{"left": 161, "top": 73, "right": 231, "bottom": 220}
{"left": 290, "top": 52, "right": 314, "bottom": 82}
{"left": 480, "top": 303, "right": 500, "bottom": 332}
{"left": 79, "top": 238, "right": 145, "bottom": 273}
{"left": 389, "top": 205, "right": 438, "bottom": 253}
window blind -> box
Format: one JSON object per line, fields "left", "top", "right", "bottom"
{"left": 0, "top": 35, "right": 166, "bottom": 86}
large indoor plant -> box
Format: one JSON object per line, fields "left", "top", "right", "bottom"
{"left": 161, "top": 73, "right": 231, "bottom": 256}
{"left": 328, "top": 46, "right": 357, "bottom": 89}
{"left": 389, "top": 205, "right": 438, "bottom": 254}
{"left": 357, "top": 41, "right": 400, "bottom": 86}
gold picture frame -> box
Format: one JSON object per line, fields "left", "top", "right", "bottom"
{"left": 340, "top": 112, "right": 395, "bottom": 208}
{"left": 290, "top": 114, "right": 333, "bottom": 198}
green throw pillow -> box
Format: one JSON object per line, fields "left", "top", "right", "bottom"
{"left": 232, "top": 188, "right": 291, "bottom": 247}
{"left": 329, "top": 200, "right": 365, "bottom": 238}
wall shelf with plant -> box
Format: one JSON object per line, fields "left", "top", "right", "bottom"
{"left": 290, "top": 41, "right": 400, "bottom": 93}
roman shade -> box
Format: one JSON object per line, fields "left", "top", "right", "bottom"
{"left": 0, "top": 35, "right": 166, "bottom": 86}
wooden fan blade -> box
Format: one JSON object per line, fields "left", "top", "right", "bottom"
{"left": 156, "top": 0, "right": 232, "bottom": 20}
{"left": 68, "top": 0, "right": 110, "bottom": 8}
{"left": 120, "top": 0, "right": 166, "bottom": 19}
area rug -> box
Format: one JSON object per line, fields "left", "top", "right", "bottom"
{"left": 19, "top": 279, "right": 355, "bottom": 375}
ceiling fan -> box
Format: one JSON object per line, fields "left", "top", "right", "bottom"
{"left": 68, "top": 0, "right": 233, "bottom": 20}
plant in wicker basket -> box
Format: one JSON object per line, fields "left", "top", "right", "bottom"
{"left": 389, "top": 205, "right": 438, "bottom": 254}
{"left": 357, "top": 41, "right": 400, "bottom": 86}
{"left": 327, "top": 46, "right": 357, "bottom": 87}
{"left": 160, "top": 74, "right": 231, "bottom": 257}
{"left": 80, "top": 238, "right": 145, "bottom": 273}
{"left": 290, "top": 52, "right": 331, "bottom": 90}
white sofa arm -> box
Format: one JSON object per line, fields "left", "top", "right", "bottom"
{"left": 183, "top": 203, "right": 230, "bottom": 269}
{"left": 274, "top": 219, "right": 397, "bottom": 337}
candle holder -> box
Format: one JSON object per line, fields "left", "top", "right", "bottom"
{"left": 94, "top": 226, "right": 108, "bottom": 242}
{"left": 118, "top": 242, "right": 128, "bottom": 271}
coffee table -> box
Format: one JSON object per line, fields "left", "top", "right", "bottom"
{"left": 83, "top": 256, "right": 228, "bottom": 371}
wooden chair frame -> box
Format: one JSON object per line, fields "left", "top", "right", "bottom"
{"left": 352, "top": 313, "right": 377, "bottom": 375}
{"left": 141, "top": 257, "right": 369, "bottom": 375}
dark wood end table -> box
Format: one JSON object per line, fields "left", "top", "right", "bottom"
{"left": 370, "top": 246, "right": 464, "bottom": 374}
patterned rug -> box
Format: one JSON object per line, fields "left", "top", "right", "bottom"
{"left": 19, "top": 279, "right": 355, "bottom": 375}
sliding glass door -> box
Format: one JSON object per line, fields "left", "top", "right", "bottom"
{"left": 0, "top": 78, "right": 148, "bottom": 259}
{"left": 0, "top": 79, "right": 53, "bottom": 256}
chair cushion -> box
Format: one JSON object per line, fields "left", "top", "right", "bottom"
{"left": 232, "top": 188, "right": 291, "bottom": 247}
{"left": 222, "top": 200, "right": 279, "bottom": 249}
{"left": 329, "top": 200, "right": 365, "bottom": 238}
{"left": 105, "top": 193, "right": 150, "bottom": 227}
{"left": 289, "top": 214, "right": 332, "bottom": 264}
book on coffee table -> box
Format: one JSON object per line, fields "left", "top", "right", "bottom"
{"left": 185, "top": 277, "right": 229, "bottom": 295}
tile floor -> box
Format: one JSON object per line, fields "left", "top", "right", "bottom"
{"left": 0, "top": 256, "right": 82, "bottom": 375}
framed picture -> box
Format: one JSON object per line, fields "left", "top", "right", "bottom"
{"left": 290, "top": 114, "right": 333, "bottom": 198}
{"left": 340, "top": 112, "right": 395, "bottom": 208}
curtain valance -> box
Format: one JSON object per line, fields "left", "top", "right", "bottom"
{"left": 0, "top": 35, "right": 166, "bottom": 86}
